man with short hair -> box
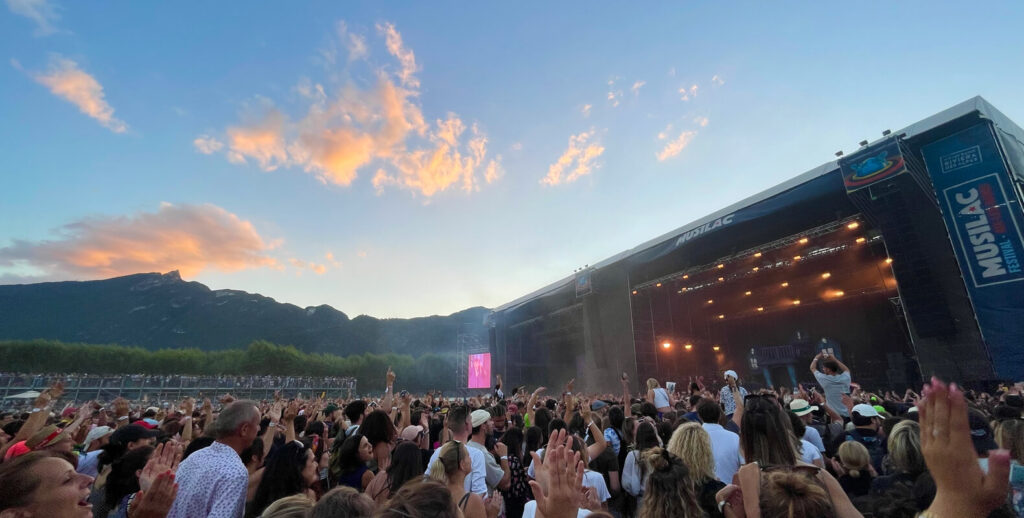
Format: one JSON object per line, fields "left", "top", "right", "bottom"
{"left": 469, "top": 409, "right": 510, "bottom": 491}
{"left": 425, "top": 405, "right": 487, "bottom": 495}
{"left": 109, "top": 423, "right": 161, "bottom": 451}
{"left": 810, "top": 352, "right": 852, "bottom": 418}
{"left": 844, "top": 403, "right": 885, "bottom": 473}
{"left": 719, "top": 371, "right": 748, "bottom": 419}
{"left": 697, "top": 399, "right": 742, "bottom": 483}
{"left": 168, "top": 400, "right": 260, "bottom": 518}
{"left": 343, "top": 400, "right": 368, "bottom": 438}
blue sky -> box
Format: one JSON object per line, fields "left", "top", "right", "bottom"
{"left": 2, "top": 1, "right": 1024, "bottom": 318}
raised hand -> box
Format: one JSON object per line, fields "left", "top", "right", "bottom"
{"left": 181, "top": 397, "right": 195, "bottom": 416}
{"left": 283, "top": 400, "right": 299, "bottom": 423}
{"left": 566, "top": 378, "right": 575, "bottom": 394}
{"left": 386, "top": 367, "right": 396, "bottom": 387}
{"left": 130, "top": 470, "right": 178, "bottom": 518}
{"left": 484, "top": 492, "right": 503, "bottom": 518}
{"left": 139, "top": 441, "right": 182, "bottom": 492}
{"left": 528, "top": 429, "right": 583, "bottom": 518}
{"left": 919, "top": 376, "right": 1010, "bottom": 518}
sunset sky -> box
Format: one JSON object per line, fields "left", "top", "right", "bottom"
{"left": 2, "top": 2, "right": 1024, "bottom": 318}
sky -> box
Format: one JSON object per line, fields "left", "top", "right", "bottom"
{"left": 2, "top": 1, "right": 1024, "bottom": 318}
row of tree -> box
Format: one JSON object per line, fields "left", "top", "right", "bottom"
{"left": 0, "top": 339, "right": 463, "bottom": 392}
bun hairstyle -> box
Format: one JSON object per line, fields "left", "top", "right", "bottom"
{"left": 837, "top": 440, "right": 871, "bottom": 479}
{"left": 637, "top": 448, "right": 703, "bottom": 518}
{"left": 760, "top": 471, "right": 833, "bottom": 518}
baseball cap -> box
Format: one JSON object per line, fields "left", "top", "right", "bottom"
{"left": 724, "top": 370, "right": 738, "bottom": 380}
{"left": 968, "top": 409, "right": 998, "bottom": 454}
{"left": 110, "top": 423, "right": 161, "bottom": 445}
{"left": 3, "top": 440, "right": 30, "bottom": 460}
{"left": 324, "top": 404, "right": 339, "bottom": 415}
{"left": 788, "top": 399, "right": 818, "bottom": 417}
{"left": 471, "top": 410, "right": 491, "bottom": 428}
{"left": 84, "top": 425, "right": 114, "bottom": 447}
{"left": 400, "top": 425, "right": 425, "bottom": 442}
{"left": 591, "top": 400, "right": 609, "bottom": 411}
{"left": 852, "top": 404, "right": 880, "bottom": 418}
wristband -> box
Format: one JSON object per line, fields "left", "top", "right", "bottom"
{"left": 500, "top": 456, "right": 508, "bottom": 461}
{"left": 31, "top": 407, "right": 42, "bottom": 413}
{"left": 118, "top": 416, "right": 130, "bottom": 421}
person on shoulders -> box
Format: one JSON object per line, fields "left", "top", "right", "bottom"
{"left": 810, "top": 352, "right": 852, "bottom": 419}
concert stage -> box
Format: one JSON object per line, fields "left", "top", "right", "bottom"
{"left": 488, "top": 97, "right": 1024, "bottom": 391}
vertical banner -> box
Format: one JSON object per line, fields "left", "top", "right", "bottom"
{"left": 922, "top": 122, "right": 1024, "bottom": 380}
{"left": 468, "top": 353, "right": 491, "bottom": 389}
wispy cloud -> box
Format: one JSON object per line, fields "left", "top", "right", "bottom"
{"left": 0, "top": 203, "right": 279, "bottom": 279}
{"left": 678, "top": 84, "right": 698, "bottom": 102}
{"left": 581, "top": 104, "right": 592, "bottom": 117}
{"left": 711, "top": 74, "right": 725, "bottom": 86}
{"left": 631, "top": 80, "right": 646, "bottom": 95}
{"left": 197, "top": 21, "right": 499, "bottom": 198}
{"left": 5, "top": 0, "right": 58, "bottom": 36}
{"left": 541, "top": 130, "right": 605, "bottom": 186}
{"left": 607, "top": 78, "right": 622, "bottom": 107}
{"left": 193, "top": 135, "right": 224, "bottom": 154}
{"left": 31, "top": 55, "right": 127, "bottom": 133}
{"left": 289, "top": 257, "right": 328, "bottom": 275}
{"left": 336, "top": 21, "right": 368, "bottom": 61}
{"left": 694, "top": 116, "right": 709, "bottom": 127}
{"left": 656, "top": 125, "right": 698, "bottom": 161}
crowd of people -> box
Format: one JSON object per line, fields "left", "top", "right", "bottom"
{"left": 1, "top": 354, "right": 1021, "bottom": 518}
{"left": 1, "top": 373, "right": 357, "bottom": 392}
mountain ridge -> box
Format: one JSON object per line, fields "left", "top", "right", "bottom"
{"left": 0, "top": 271, "right": 490, "bottom": 357}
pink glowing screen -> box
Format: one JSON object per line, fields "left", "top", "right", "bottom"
{"left": 468, "top": 353, "right": 491, "bottom": 389}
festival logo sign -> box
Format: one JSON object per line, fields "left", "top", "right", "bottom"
{"left": 841, "top": 139, "right": 908, "bottom": 192}
{"left": 942, "top": 174, "right": 1024, "bottom": 288}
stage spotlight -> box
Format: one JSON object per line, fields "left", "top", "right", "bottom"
{"left": 856, "top": 237, "right": 866, "bottom": 244}
{"left": 781, "top": 282, "right": 789, "bottom": 287}
{"left": 656, "top": 283, "right": 662, "bottom": 287}
{"left": 632, "top": 290, "right": 637, "bottom": 295}
{"left": 821, "top": 272, "right": 831, "bottom": 279}
{"left": 798, "top": 237, "right": 809, "bottom": 244}
{"left": 835, "top": 151, "right": 844, "bottom": 157}
{"left": 683, "top": 274, "right": 689, "bottom": 279}
{"left": 885, "top": 258, "right": 893, "bottom": 265}
{"left": 706, "top": 299, "right": 714, "bottom": 304}
{"left": 756, "top": 307, "right": 765, "bottom": 312}
{"left": 681, "top": 287, "right": 688, "bottom": 292}
{"left": 793, "top": 299, "right": 801, "bottom": 305}
{"left": 883, "top": 129, "right": 892, "bottom": 136}
{"left": 717, "top": 264, "right": 725, "bottom": 269}
{"left": 684, "top": 344, "right": 693, "bottom": 351}
{"left": 859, "top": 140, "right": 869, "bottom": 147}
{"left": 793, "top": 255, "right": 802, "bottom": 261}
{"left": 744, "top": 291, "right": 752, "bottom": 296}
{"left": 754, "top": 252, "right": 762, "bottom": 258}
{"left": 718, "top": 314, "right": 725, "bottom": 319}
{"left": 828, "top": 290, "right": 845, "bottom": 298}
{"left": 712, "top": 345, "right": 721, "bottom": 352}
{"left": 847, "top": 222, "right": 860, "bottom": 230}
{"left": 752, "top": 267, "right": 760, "bottom": 272}
{"left": 718, "top": 277, "right": 724, "bottom": 282}
{"left": 662, "top": 341, "right": 672, "bottom": 350}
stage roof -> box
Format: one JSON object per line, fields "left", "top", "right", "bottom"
{"left": 492, "top": 96, "right": 1024, "bottom": 315}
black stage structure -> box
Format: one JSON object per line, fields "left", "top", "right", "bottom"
{"left": 488, "top": 97, "right": 1024, "bottom": 392}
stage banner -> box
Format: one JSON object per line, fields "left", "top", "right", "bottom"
{"left": 839, "top": 138, "right": 909, "bottom": 193}
{"left": 921, "top": 122, "right": 1024, "bottom": 380}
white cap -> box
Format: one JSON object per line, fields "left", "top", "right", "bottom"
{"left": 724, "top": 370, "right": 738, "bottom": 380}
{"left": 852, "top": 403, "right": 880, "bottom": 418}
{"left": 84, "top": 425, "right": 114, "bottom": 447}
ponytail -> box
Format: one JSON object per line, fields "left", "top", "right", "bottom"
{"left": 428, "top": 457, "right": 448, "bottom": 483}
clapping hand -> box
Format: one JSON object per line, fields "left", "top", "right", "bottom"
{"left": 139, "top": 441, "right": 182, "bottom": 492}
{"left": 919, "top": 376, "right": 1010, "bottom": 518}
{"left": 131, "top": 470, "right": 178, "bottom": 518}
{"left": 528, "top": 429, "right": 583, "bottom": 518}
{"left": 484, "top": 492, "right": 503, "bottom": 518}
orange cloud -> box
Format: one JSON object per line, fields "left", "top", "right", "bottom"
{"left": 541, "top": 130, "right": 605, "bottom": 186}
{"left": 657, "top": 128, "right": 697, "bottom": 161}
{"left": 631, "top": 80, "right": 646, "bottom": 95}
{"left": 32, "top": 55, "right": 127, "bottom": 133}
{"left": 0, "top": 203, "right": 278, "bottom": 279}
{"left": 197, "top": 21, "right": 499, "bottom": 198}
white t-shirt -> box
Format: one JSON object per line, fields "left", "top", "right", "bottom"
{"left": 800, "top": 440, "right": 822, "bottom": 465}
{"left": 424, "top": 442, "right": 488, "bottom": 495}
{"left": 522, "top": 501, "right": 590, "bottom": 518}
{"left": 583, "top": 470, "right": 611, "bottom": 502}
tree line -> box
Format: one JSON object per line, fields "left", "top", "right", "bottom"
{"left": 0, "top": 339, "right": 462, "bottom": 392}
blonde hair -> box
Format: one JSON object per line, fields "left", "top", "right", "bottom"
{"left": 887, "top": 420, "right": 925, "bottom": 475}
{"left": 647, "top": 378, "right": 660, "bottom": 391}
{"left": 638, "top": 448, "right": 703, "bottom": 518}
{"left": 260, "top": 494, "right": 314, "bottom": 518}
{"left": 428, "top": 441, "right": 465, "bottom": 484}
{"left": 836, "top": 441, "right": 870, "bottom": 478}
{"left": 666, "top": 423, "right": 716, "bottom": 483}
{"left": 995, "top": 419, "right": 1024, "bottom": 464}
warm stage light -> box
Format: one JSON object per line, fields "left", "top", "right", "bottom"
{"left": 828, "top": 290, "right": 845, "bottom": 298}
{"left": 781, "top": 282, "right": 789, "bottom": 287}
{"left": 793, "top": 299, "right": 801, "bottom": 305}
{"left": 752, "top": 267, "right": 760, "bottom": 272}
{"left": 656, "top": 283, "right": 662, "bottom": 287}
{"left": 799, "top": 237, "right": 809, "bottom": 244}
{"left": 821, "top": 272, "right": 831, "bottom": 279}
{"left": 681, "top": 287, "right": 687, "bottom": 292}
{"left": 744, "top": 291, "right": 752, "bottom": 296}
{"left": 718, "top": 277, "right": 724, "bottom": 282}
{"left": 684, "top": 344, "right": 693, "bottom": 351}
{"left": 885, "top": 258, "right": 893, "bottom": 265}
{"left": 683, "top": 274, "right": 689, "bottom": 279}
{"left": 847, "top": 222, "right": 860, "bottom": 230}
{"left": 754, "top": 252, "right": 762, "bottom": 258}
{"left": 718, "top": 314, "right": 725, "bottom": 319}
{"left": 756, "top": 307, "right": 765, "bottom": 312}
{"left": 706, "top": 299, "right": 714, "bottom": 304}
{"left": 856, "top": 237, "right": 866, "bottom": 244}
{"left": 793, "top": 255, "right": 802, "bottom": 261}
{"left": 632, "top": 290, "right": 637, "bottom": 295}
{"left": 717, "top": 264, "right": 725, "bottom": 269}
{"left": 662, "top": 341, "right": 672, "bottom": 350}
{"left": 712, "top": 345, "right": 721, "bottom": 351}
